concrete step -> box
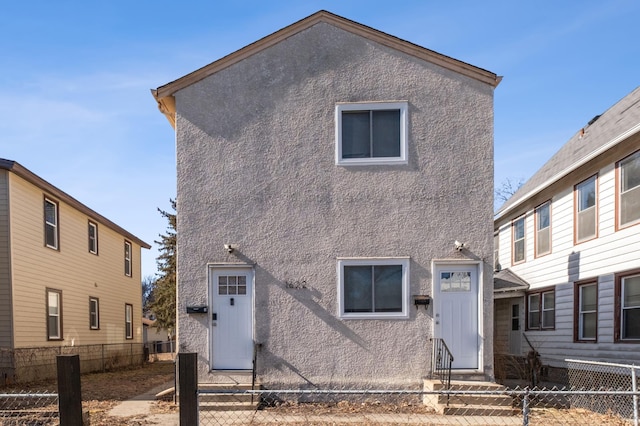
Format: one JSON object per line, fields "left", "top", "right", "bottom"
{"left": 197, "top": 383, "right": 261, "bottom": 411}
{"left": 442, "top": 404, "right": 519, "bottom": 416}
{"left": 437, "top": 393, "right": 513, "bottom": 406}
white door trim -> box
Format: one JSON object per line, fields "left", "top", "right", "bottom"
{"left": 208, "top": 264, "right": 255, "bottom": 371}
{"left": 432, "top": 260, "right": 484, "bottom": 373}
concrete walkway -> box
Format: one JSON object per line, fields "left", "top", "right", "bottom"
{"left": 108, "top": 381, "right": 178, "bottom": 425}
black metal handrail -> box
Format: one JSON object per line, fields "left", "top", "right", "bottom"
{"left": 430, "top": 338, "right": 454, "bottom": 400}
{"left": 251, "top": 342, "right": 260, "bottom": 404}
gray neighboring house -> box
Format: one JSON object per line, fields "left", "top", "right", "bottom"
{"left": 494, "top": 86, "right": 640, "bottom": 379}
{"left": 152, "top": 10, "right": 501, "bottom": 387}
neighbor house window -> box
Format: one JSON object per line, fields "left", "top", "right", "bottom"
{"left": 618, "top": 150, "right": 640, "bottom": 228}
{"left": 575, "top": 175, "right": 597, "bottom": 243}
{"left": 89, "top": 297, "right": 100, "bottom": 330}
{"left": 88, "top": 221, "right": 98, "bottom": 254}
{"left": 44, "top": 198, "right": 59, "bottom": 249}
{"left": 535, "top": 202, "right": 551, "bottom": 257}
{"left": 338, "top": 258, "right": 409, "bottom": 319}
{"left": 494, "top": 232, "right": 500, "bottom": 271}
{"left": 527, "top": 289, "right": 555, "bottom": 330}
{"left": 335, "top": 102, "right": 408, "bottom": 166}
{"left": 47, "top": 289, "right": 62, "bottom": 340}
{"left": 125, "top": 304, "right": 133, "bottom": 339}
{"left": 512, "top": 216, "right": 525, "bottom": 264}
{"left": 124, "top": 241, "right": 132, "bottom": 277}
{"left": 575, "top": 281, "right": 597, "bottom": 341}
{"left": 615, "top": 270, "right": 640, "bottom": 341}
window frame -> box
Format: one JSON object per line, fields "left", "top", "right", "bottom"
{"left": 89, "top": 297, "right": 100, "bottom": 330}
{"left": 616, "top": 150, "right": 640, "bottom": 230}
{"left": 534, "top": 201, "right": 551, "bottom": 258}
{"left": 614, "top": 268, "right": 640, "bottom": 343}
{"left": 337, "top": 257, "right": 410, "bottom": 320}
{"left": 46, "top": 288, "right": 63, "bottom": 341}
{"left": 124, "top": 240, "right": 132, "bottom": 277}
{"left": 574, "top": 175, "right": 598, "bottom": 244}
{"left": 44, "top": 197, "right": 59, "bottom": 250}
{"left": 526, "top": 288, "right": 555, "bottom": 330}
{"left": 125, "top": 303, "right": 133, "bottom": 339}
{"left": 88, "top": 221, "right": 98, "bottom": 255}
{"left": 512, "top": 215, "right": 526, "bottom": 265}
{"left": 574, "top": 280, "right": 598, "bottom": 342}
{"left": 493, "top": 232, "right": 500, "bottom": 271}
{"left": 335, "top": 101, "right": 408, "bottom": 166}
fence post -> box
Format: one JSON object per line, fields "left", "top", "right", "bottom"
{"left": 57, "top": 354, "right": 84, "bottom": 426}
{"left": 632, "top": 366, "right": 638, "bottom": 426}
{"left": 522, "top": 388, "right": 530, "bottom": 426}
{"left": 179, "top": 352, "right": 198, "bottom": 425}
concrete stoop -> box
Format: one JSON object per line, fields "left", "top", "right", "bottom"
{"left": 423, "top": 379, "right": 518, "bottom": 416}
{"left": 199, "top": 383, "right": 261, "bottom": 412}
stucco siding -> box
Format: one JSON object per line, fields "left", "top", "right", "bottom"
{"left": 0, "top": 170, "right": 12, "bottom": 349}
{"left": 175, "top": 22, "right": 495, "bottom": 386}
{"left": 8, "top": 173, "right": 143, "bottom": 348}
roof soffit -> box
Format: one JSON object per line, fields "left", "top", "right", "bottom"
{"left": 151, "top": 10, "right": 501, "bottom": 126}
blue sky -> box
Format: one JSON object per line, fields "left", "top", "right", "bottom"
{"left": 2, "top": 1, "right": 639, "bottom": 277}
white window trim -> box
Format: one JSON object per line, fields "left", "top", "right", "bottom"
{"left": 125, "top": 303, "right": 133, "bottom": 339}
{"left": 89, "top": 297, "right": 100, "bottom": 330}
{"left": 124, "top": 241, "right": 132, "bottom": 277}
{"left": 88, "top": 221, "right": 98, "bottom": 254}
{"left": 618, "top": 151, "right": 640, "bottom": 228}
{"left": 44, "top": 198, "right": 58, "bottom": 250}
{"left": 535, "top": 202, "right": 551, "bottom": 257}
{"left": 47, "top": 289, "right": 62, "bottom": 340}
{"left": 337, "top": 257, "right": 410, "bottom": 320}
{"left": 512, "top": 216, "right": 526, "bottom": 264}
{"left": 578, "top": 283, "right": 597, "bottom": 341}
{"left": 335, "top": 101, "right": 408, "bottom": 166}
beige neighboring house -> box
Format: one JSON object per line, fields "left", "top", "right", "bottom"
{"left": 153, "top": 10, "right": 501, "bottom": 387}
{"left": 0, "top": 159, "right": 150, "bottom": 381}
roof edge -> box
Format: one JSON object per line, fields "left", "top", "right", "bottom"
{"left": 0, "top": 159, "right": 151, "bottom": 249}
{"left": 494, "top": 121, "right": 640, "bottom": 222}
{"left": 152, "top": 10, "right": 501, "bottom": 126}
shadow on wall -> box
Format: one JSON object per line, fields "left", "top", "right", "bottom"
{"left": 568, "top": 251, "right": 581, "bottom": 283}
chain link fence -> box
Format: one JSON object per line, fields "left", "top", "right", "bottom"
{"left": 194, "top": 385, "right": 638, "bottom": 425}
{"left": 567, "top": 358, "right": 639, "bottom": 420}
{"left": 0, "top": 390, "right": 58, "bottom": 425}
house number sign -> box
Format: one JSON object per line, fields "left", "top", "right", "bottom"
{"left": 285, "top": 279, "right": 307, "bottom": 289}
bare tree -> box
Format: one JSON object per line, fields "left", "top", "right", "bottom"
{"left": 495, "top": 177, "right": 525, "bottom": 204}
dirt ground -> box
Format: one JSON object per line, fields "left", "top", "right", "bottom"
{"left": 2, "top": 360, "right": 177, "bottom": 425}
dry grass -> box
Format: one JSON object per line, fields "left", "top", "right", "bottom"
{"left": 1, "top": 360, "right": 177, "bottom": 425}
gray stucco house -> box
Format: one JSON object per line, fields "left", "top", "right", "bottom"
{"left": 152, "top": 10, "right": 501, "bottom": 388}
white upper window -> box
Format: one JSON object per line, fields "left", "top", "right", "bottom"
{"left": 335, "top": 102, "right": 408, "bottom": 166}
{"left": 535, "top": 202, "right": 551, "bottom": 257}
{"left": 575, "top": 175, "right": 597, "bottom": 243}
{"left": 618, "top": 150, "right": 640, "bottom": 228}
{"left": 88, "top": 221, "right": 98, "bottom": 254}
{"left": 337, "top": 258, "right": 410, "bottom": 319}
{"left": 44, "top": 198, "right": 58, "bottom": 249}
{"left": 124, "top": 241, "right": 132, "bottom": 277}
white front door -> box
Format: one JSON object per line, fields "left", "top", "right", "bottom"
{"left": 433, "top": 264, "right": 480, "bottom": 370}
{"left": 210, "top": 267, "right": 254, "bottom": 370}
